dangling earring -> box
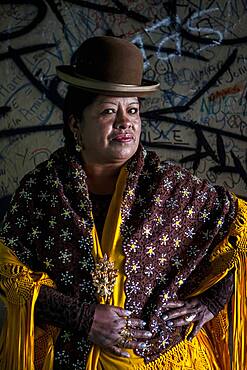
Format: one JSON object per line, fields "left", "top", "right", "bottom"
{"left": 74, "top": 132, "right": 82, "bottom": 152}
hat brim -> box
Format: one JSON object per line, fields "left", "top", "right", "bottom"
{"left": 56, "top": 65, "right": 160, "bottom": 97}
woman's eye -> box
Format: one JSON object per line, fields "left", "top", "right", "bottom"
{"left": 102, "top": 108, "right": 115, "bottom": 115}
{"left": 128, "top": 107, "right": 138, "bottom": 114}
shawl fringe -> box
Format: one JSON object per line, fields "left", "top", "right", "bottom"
{"left": 0, "top": 240, "right": 59, "bottom": 370}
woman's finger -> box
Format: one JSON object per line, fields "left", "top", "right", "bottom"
{"left": 187, "top": 320, "right": 203, "bottom": 340}
{"left": 126, "top": 318, "right": 146, "bottom": 329}
{"left": 165, "top": 313, "right": 198, "bottom": 328}
{"left": 162, "top": 307, "right": 200, "bottom": 321}
{"left": 110, "top": 345, "right": 130, "bottom": 358}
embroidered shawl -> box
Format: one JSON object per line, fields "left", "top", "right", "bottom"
{"left": 1, "top": 145, "right": 245, "bottom": 369}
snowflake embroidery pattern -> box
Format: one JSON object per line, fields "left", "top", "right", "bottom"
{"left": 60, "top": 228, "right": 72, "bottom": 241}
{"left": 126, "top": 187, "right": 135, "bottom": 198}
{"left": 173, "top": 237, "right": 181, "bottom": 249}
{"left": 166, "top": 198, "right": 178, "bottom": 209}
{"left": 185, "top": 227, "right": 195, "bottom": 239}
{"left": 199, "top": 209, "right": 210, "bottom": 222}
{"left": 50, "top": 195, "right": 58, "bottom": 207}
{"left": 192, "top": 175, "right": 201, "bottom": 184}
{"left": 171, "top": 256, "right": 183, "bottom": 268}
{"left": 43, "top": 258, "right": 54, "bottom": 270}
{"left": 159, "top": 234, "right": 169, "bottom": 246}
{"left": 35, "top": 209, "right": 44, "bottom": 220}
{"left": 26, "top": 177, "right": 36, "bottom": 187}
{"left": 38, "top": 191, "right": 49, "bottom": 202}
{"left": 175, "top": 170, "right": 186, "bottom": 180}
{"left": 79, "top": 257, "right": 94, "bottom": 272}
{"left": 44, "top": 236, "right": 55, "bottom": 249}
{"left": 55, "top": 350, "right": 69, "bottom": 365}
{"left": 51, "top": 179, "right": 60, "bottom": 188}
{"left": 146, "top": 244, "right": 156, "bottom": 257}
{"left": 216, "top": 217, "right": 224, "bottom": 228}
{"left": 161, "top": 290, "right": 171, "bottom": 302}
{"left": 59, "top": 249, "right": 72, "bottom": 263}
{"left": 145, "top": 264, "right": 154, "bottom": 277}
{"left": 16, "top": 216, "right": 27, "bottom": 228}
{"left": 126, "top": 280, "right": 141, "bottom": 295}
{"left": 172, "top": 216, "right": 182, "bottom": 229}
{"left": 19, "top": 189, "right": 32, "bottom": 201}
{"left": 186, "top": 206, "right": 195, "bottom": 218}
{"left": 154, "top": 195, "right": 162, "bottom": 206}
{"left": 60, "top": 271, "right": 73, "bottom": 286}
{"left": 46, "top": 159, "right": 54, "bottom": 169}
{"left": 197, "top": 191, "right": 208, "bottom": 202}
{"left": 60, "top": 330, "right": 72, "bottom": 342}
{"left": 163, "top": 178, "right": 173, "bottom": 190}
{"left": 145, "top": 284, "right": 153, "bottom": 295}
{"left": 127, "top": 240, "right": 139, "bottom": 253}
{"left": 175, "top": 274, "right": 186, "bottom": 286}
{"left": 154, "top": 215, "right": 164, "bottom": 225}
{"left": 143, "top": 225, "right": 152, "bottom": 238}
{"left": 48, "top": 216, "right": 57, "bottom": 228}
{"left": 61, "top": 209, "right": 71, "bottom": 219}
{"left": 6, "top": 237, "right": 19, "bottom": 247}
{"left": 78, "top": 235, "right": 93, "bottom": 251}
{"left": 130, "top": 261, "right": 141, "bottom": 273}
{"left": 181, "top": 187, "right": 191, "bottom": 198}
{"left": 72, "top": 359, "right": 85, "bottom": 369}
{"left": 160, "top": 334, "right": 170, "bottom": 349}
{"left": 28, "top": 227, "right": 41, "bottom": 242}
{"left": 2, "top": 222, "right": 10, "bottom": 232}
{"left": 158, "top": 254, "right": 167, "bottom": 265}
{"left": 187, "top": 245, "right": 199, "bottom": 257}
{"left": 10, "top": 203, "right": 18, "bottom": 214}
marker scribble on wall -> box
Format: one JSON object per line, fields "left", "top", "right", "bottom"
{"left": 0, "top": 0, "right": 246, "bottom": 220}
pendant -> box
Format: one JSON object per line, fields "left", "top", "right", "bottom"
{"left": 91, "top": 254, "right": 118, "bottom": 303}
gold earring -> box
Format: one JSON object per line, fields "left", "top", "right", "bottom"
{"left": 74, "top": 132, "right": 82, "bottom": 152}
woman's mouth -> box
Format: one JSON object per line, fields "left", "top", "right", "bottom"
{"left": 112, "top": 134, "right": 134, "bottom": 143}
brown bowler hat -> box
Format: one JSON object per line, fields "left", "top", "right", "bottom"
{"left": 56, "top": 36, "right": 159, "bottom": 97}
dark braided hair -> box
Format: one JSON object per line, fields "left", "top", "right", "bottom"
{"left": 63, "top": 86, "right": 97, "bottom": 154}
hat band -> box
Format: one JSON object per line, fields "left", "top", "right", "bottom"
{"left": 56, "top": 67, "right": 160, "bottom": 93}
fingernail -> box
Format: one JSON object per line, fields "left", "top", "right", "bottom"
{"left": 122, "top": 352, "right": 130, "bottom": 358}
{"left": 138, "top": 342, "right": 147, "bottom": 349}
{"left": 124, "top": 310, "right": 132, "bottom": 316}
{"left": 162, "top": 314, "right": 169, "bottom": 320}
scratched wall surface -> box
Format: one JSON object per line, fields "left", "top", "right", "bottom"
{"left": 0, "top": 1, "right": 247, "bottom": 220}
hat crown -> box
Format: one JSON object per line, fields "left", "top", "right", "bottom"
{"left": 74, "top": 36, "right": 143, "bottom": 85}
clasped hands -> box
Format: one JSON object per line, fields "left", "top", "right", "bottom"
{"left": 88, "top": 298, "right": 213, "bottom": 358}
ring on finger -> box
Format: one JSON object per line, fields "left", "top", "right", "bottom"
{"left": 117, "top": 336, "right": 129, "bottom": 348}
{"left": 185, "top": 313, "right": 197, "bottom": 323}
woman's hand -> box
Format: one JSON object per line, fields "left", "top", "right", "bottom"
{"left": 88, "top": 304, "right": 152, "bottom": 357}
{"left": 162, "top": 298, "right": 214, "bottom": 341}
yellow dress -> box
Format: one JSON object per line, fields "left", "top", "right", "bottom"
{"left": 85, "top": 167, "right": 247, "bottom": 370}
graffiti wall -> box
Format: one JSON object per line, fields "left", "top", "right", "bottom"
{"left": 0, "top": 0, "right": 246, "bottom": 220}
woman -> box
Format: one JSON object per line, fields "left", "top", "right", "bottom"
{"left": 0, "top": 36, "right": 246, "bottom": 370}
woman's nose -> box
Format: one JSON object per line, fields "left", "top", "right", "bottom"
{"left": 114, "top": 110, "right": 131, "bottom": 129}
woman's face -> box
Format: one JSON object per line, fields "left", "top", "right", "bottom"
{"left": 77, "top": 95, "right": 141, "bottom": 166}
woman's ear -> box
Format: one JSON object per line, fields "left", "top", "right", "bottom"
{"left": 68, "top": 114, "right": 80, "bottom": 136}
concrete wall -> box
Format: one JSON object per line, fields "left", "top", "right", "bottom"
{"left": 0, "top": 0, "right": 246, "bottom": 220}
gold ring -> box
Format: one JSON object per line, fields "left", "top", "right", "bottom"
{"left": 185, "top": 313, "right": 197, "bottom": 323}
{"left": 117, "top": 336, "right": 129, "bottom": 347}
{"left": 120, "top": 327, "right": 133, "bottom": 339}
